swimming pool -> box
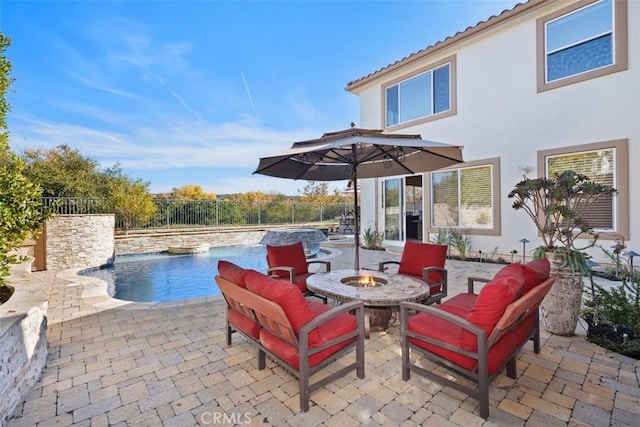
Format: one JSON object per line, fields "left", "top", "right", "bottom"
{"left": 80, "top": 245, "right": 270, "bottom": 303}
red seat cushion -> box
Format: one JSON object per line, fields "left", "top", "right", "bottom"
{"left": 259, "top": 311, "right": 357, "bottom": 369}
{"left": 397, "top": 241, "right": 447, "bottom": 284}
{"left": 439, "top": 293, "right": 478, "bottom": 318}
{"left": 228, "top": 309, "right": 260, "bottom": 340}
{"left": 461, "top": 272, "right": 523, "bottom": 351}
{"left": 218, "top": 260, "right": 247, "bottom": 287}
{"left": 521, "top": 258, "right": 551, "bottom": 293}
{"left": 308, "top": 301, "right": 332, "bottom": 316}
{"left": 408, "top": 312, "right": 518, "bottom": 375}
{"left": 266, "top": 242, "right": 309, "bottom": 280}
{"left": 291, "top": 272, "right": 312, "bottom": 293}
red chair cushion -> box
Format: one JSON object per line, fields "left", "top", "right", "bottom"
{"left": 259, "top": 311, "right": 357, "bottom": 369}
{"left": 291, "top": 272, "right": 312, "bottom": 294}
{"left": 266, "top": 242, "right": 309, "bottom": 280}
{"left": 218, "top": 260, "right": 247, "bottom": 287}
{"left": 397, "top": 241, "right": 447, "bottom": 284}
{"left": 228, "top": 309, "right": 260, "bottom": 340}
{"left": 521, "top": 258, "right": 551, "bottom": 292}
{"left": 461, "top": 273, "right": 522, "bottom": 351}
{"left": 244, "top": 269, "right": 313, "bottom": 331}
{"left": 408, "top": 312, "right": 518, "bottom": 375}
{"left": 514, "top": 312, "right": 537, "bottom": 346}
{"left": 438, "top": 293, "right": 478, "bottom": 318}
{"left": 493, "top": 263, "right": 526, "bottom": 298}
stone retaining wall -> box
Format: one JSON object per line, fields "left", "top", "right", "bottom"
{"left": 0, "top": 269, "right": 49, "bottom": 424}
{"left": 46, "top": 215, "right": 115, "bottom": 269}
{"left": 115, "top": 228, "right": 266, "bottom": 256}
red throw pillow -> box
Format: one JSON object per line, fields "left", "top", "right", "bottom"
{"left": 397, "top": 241, "right": 447, "bottom": 284}
{"left": 217, "top": 260, "right": 247, "bottom": 287}
{"left": 244, "top": 269, "right": 315, "bottom": 336}
{"left": 266, "top": 242, "right": 309, "bottom": 280}
{"left": 461, "top": 278, "right": 520, "bottom": 351}
{"left": 521, "top": 258, "right": 551, "bottom": 292}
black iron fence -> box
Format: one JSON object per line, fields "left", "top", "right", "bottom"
{"left": 41, "top": 197, "right": 352, "bottom": 232}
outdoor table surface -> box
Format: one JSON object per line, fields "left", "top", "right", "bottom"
{"left": 306, "top": 269, "right": 430, "bottom": 306}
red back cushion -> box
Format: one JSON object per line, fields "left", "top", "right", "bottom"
{"left": 397, "top": 241, "right": 447, "bottom": 284}
{"left": 266, "top": 242, "right": 308, "bottom": 280}
{"left": 461, "top": 273, "right": 523, "bottom": 351}
{"left": 521, "top": 258, "right": 551, "bottom": 292}
{"left": 244, "top": 269, "right": 315, "bottom": 337}
{"left": 493, "top": 263, "right": 526, "bottom": 299}
{"left": 217, "top": 260, "right": 247, "bottom": 288}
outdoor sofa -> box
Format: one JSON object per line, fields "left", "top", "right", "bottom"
{"left": 215, "top": 260, "right": 365, "bottom": 412}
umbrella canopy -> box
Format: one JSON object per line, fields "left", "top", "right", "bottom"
{"left": 254, "top": 127, "right": 464, "bottom": 269}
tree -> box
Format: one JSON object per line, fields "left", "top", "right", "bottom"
{"left": 22, "top": 144, "right": 109, "bottom": 197}
{"left": 0, "top": 33, "right": 50, "bottom": 288}
{"left": 170, "top": 184, "right": 216, "bottom": 200}
{"left": 298, "top": 181, "right": 348, "bottom": 204}
{"left": 107, "top": 177, "right": 156, "bottom": 233}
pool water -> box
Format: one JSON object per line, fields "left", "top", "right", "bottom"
{"left": 80, "top": 245, "right": 268, "bottom": 303}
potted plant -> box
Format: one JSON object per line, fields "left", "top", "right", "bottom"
{"left": 508, "top": 170, "right": 617, "bottom": 335}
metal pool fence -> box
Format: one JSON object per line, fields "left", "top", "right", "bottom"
{"left": 41, "top": 197, "right": 352, "bottom": 232}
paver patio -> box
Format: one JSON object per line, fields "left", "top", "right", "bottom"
{"left": 6, "top": 244, "right": 640, "bottom": 426}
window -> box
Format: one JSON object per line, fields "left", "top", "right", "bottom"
{"left": 537, "top": 0, "right": 627, "bottom": 92}
{"left": 385, "top": 59, "right": 453, "bottom": 127}
{"left": 539, "top": 140, "right": 628, "bottom": 238}
{"left": 427, "top": 158, "right": 500, "bottom": 235}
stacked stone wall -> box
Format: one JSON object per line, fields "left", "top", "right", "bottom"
{"left": 45, "top": 215, "right": 115, "bottom": 269}
{"left": 0, "top": 282, "right": 49, "bottom": 424}
{"left": 115, "top": 229, "right": 266, "bottom": 256}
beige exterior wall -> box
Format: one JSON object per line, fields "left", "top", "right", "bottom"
{"left": 353, "top": 0, "right": 639, "bottom": 263}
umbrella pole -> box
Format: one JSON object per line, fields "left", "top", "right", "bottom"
{"left": 352, "top": 170, "right": 360, "bottom": 271}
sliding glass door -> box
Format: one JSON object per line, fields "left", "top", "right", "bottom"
{"left": 383, "top": 178, "right": 403, "bottom": 241}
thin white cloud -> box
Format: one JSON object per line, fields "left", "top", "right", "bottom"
{"left": 8, "top": 115, "right": 318, "bottom": 170}
{"left": 169, "top": 89, "right": 204, "bottom": 122}
{"left": 240, "top": 71, "right": 256, "bottom": 112}
{"left": 64, "top": 69, "right": 145, "bottom": 100}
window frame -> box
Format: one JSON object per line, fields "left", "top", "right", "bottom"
{"left": 537, "top": 139, "right": 629, "bottom": 241}
{"left": 424, "top": 157, "right": 501, "bottom": 237}
{"left": 382, "top": 55, "right": 457, "bottom": 130}
{"left": 536, "top": 0, "right": 628, "bottom": 93}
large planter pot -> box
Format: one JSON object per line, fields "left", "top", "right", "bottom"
{"left": 540, "top": 253, "right": 584, "bottom": 336}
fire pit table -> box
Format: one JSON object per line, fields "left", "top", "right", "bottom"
{"left": 306, "top": 269, "right": 430, "bottom": 338}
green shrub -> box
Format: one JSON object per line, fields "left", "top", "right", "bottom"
{"left": 362, "top": 227, "right": 384, "bottom": 250}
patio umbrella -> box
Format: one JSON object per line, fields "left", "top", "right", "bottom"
{"left": 254, "top": 126, "right": 464, "bottom": 269}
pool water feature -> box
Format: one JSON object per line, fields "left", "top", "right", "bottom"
{"left": 80, "top": 245, "right": 271, "bottom": 303}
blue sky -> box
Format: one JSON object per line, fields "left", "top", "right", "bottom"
{"left": 1, "top": 0, "right": 518, "bottom": 195}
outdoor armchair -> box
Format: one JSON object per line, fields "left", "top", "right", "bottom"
{"left": 379, "top": 241, "right": 448, "bottom": 305}
{"left": 266, "top": 242, "right": 330, "bottom": 303}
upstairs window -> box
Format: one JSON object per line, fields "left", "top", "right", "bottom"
{"left": 537, "top": 0, "right": 627, "bottom": 92}
{"left": 385, "top": 62, "right": 451, "bottom": 127}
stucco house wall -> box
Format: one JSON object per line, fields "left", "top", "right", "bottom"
{"left": 350, "top": 0, "right": 638, "bottom": 262}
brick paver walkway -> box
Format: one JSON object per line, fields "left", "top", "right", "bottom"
{"left": 6, "top": 244, "right": 640, "bottom": 426}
